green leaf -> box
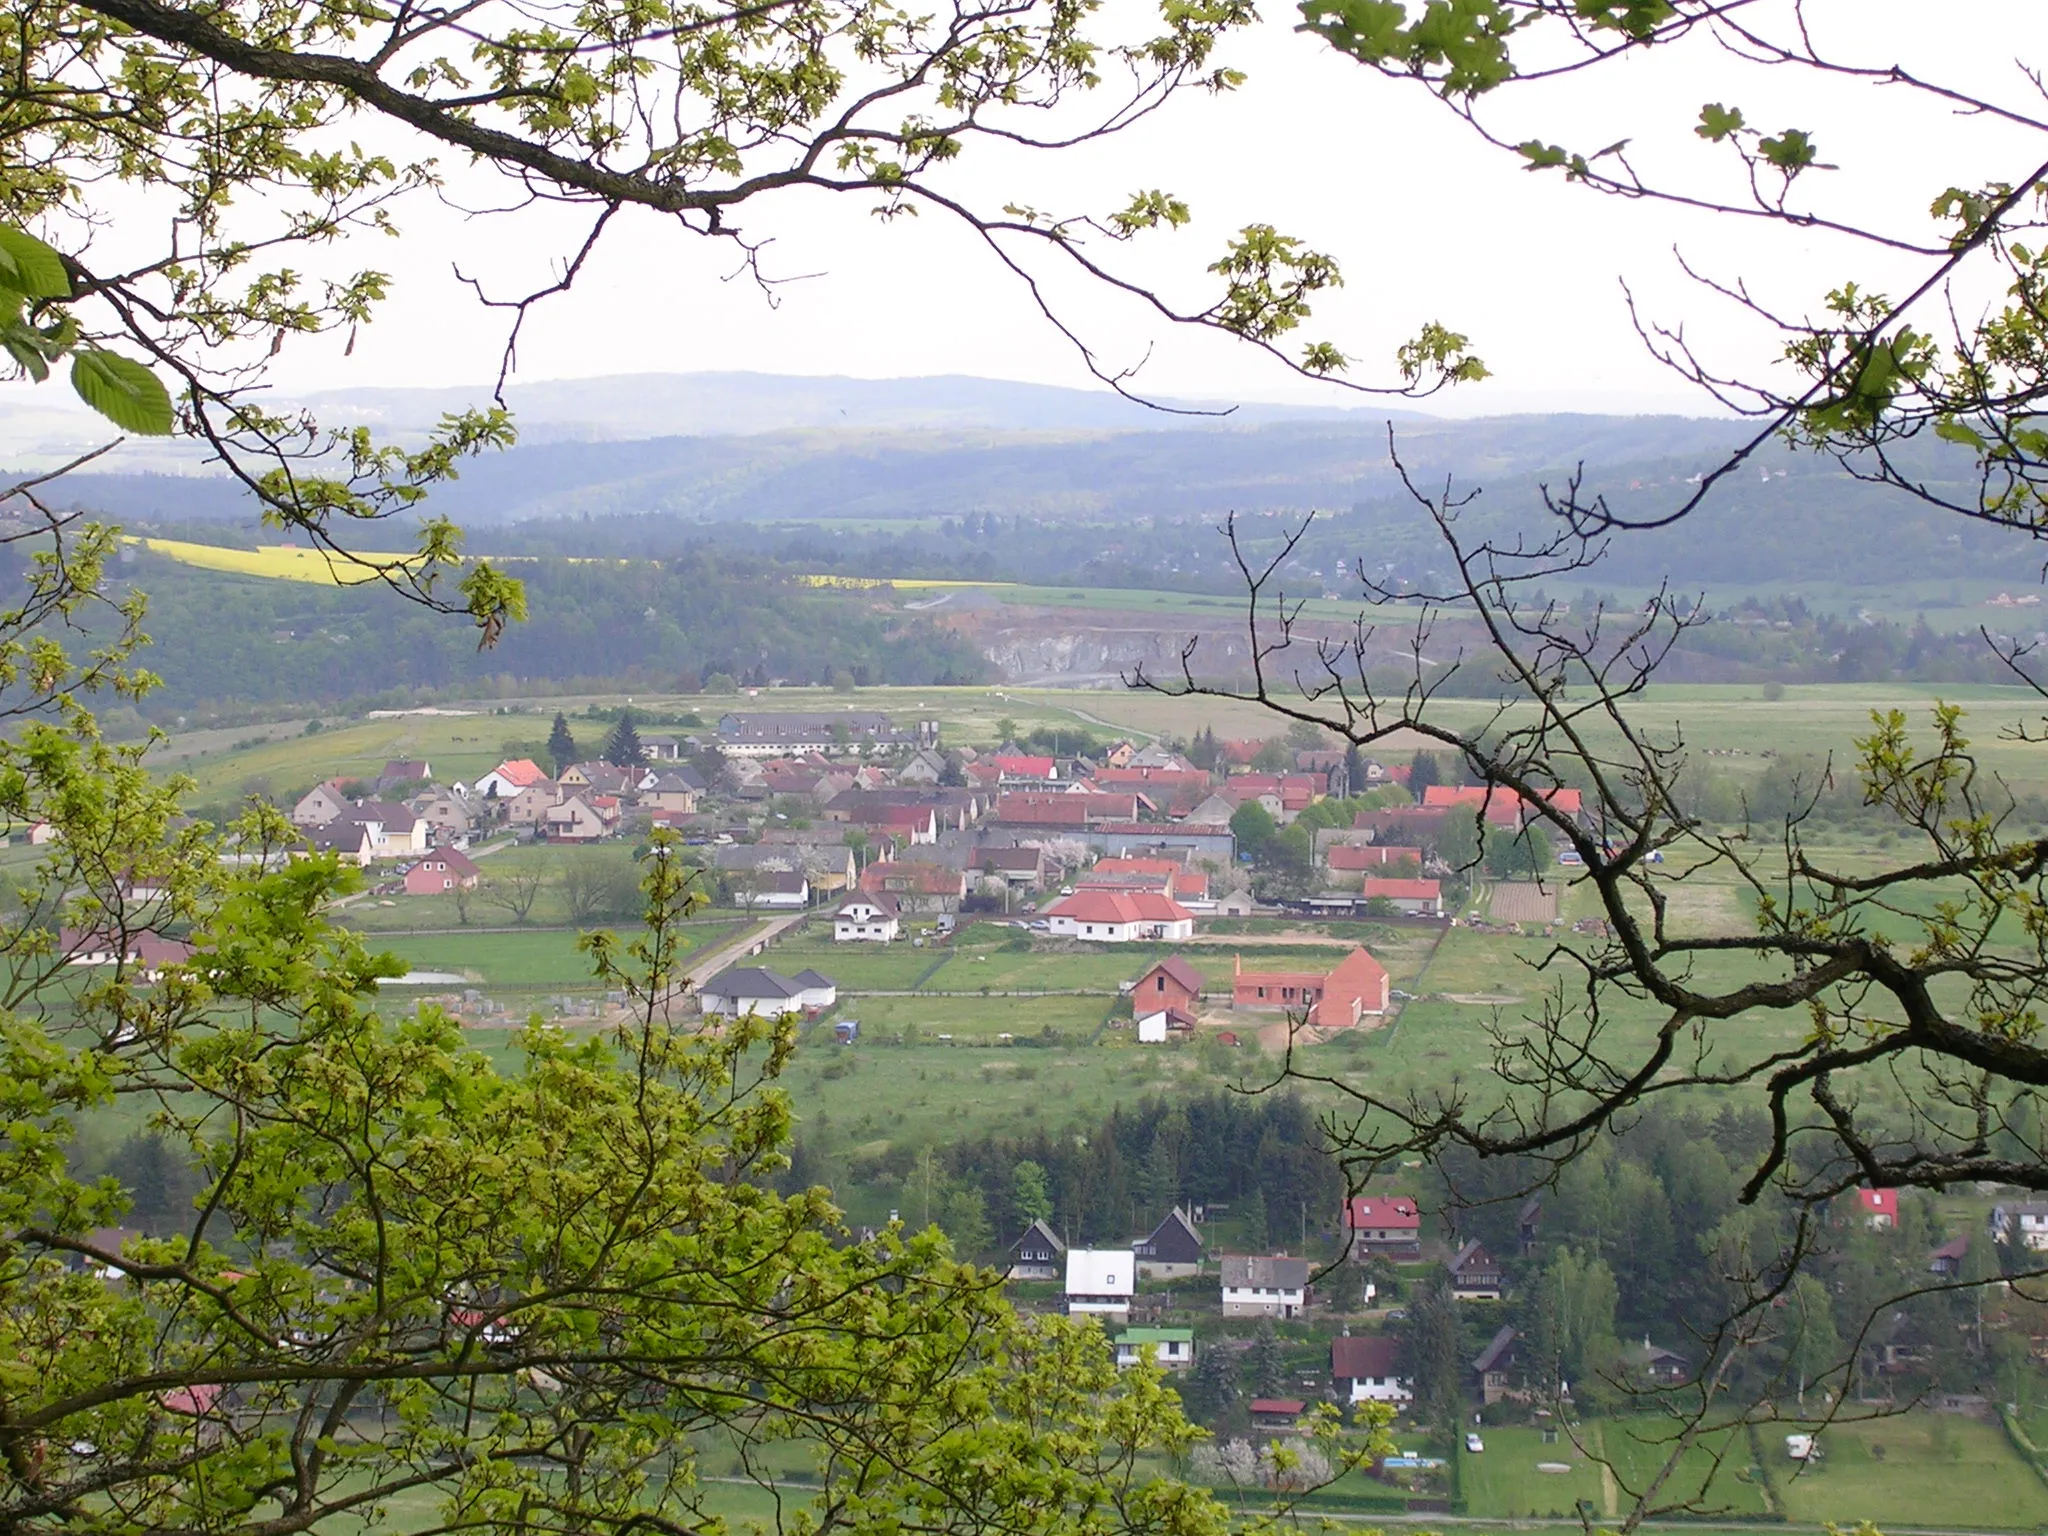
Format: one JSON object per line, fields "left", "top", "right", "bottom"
{"left": 0, "top": 227, "right": 70, "bottom": 300}
{"left": 70, "top": 350, "right": 175, "bottom": 435}
{"left": 1758, "top": 128, "right": 1818, "bottom": 171}
{"left": 1517, "top": 140, "right": 1570, "bottom": 171}
{"left": 1695, "top": 102, "right": 1744, "bottom": 142}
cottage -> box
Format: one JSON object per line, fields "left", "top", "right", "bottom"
{"left": 1132, "top": 955, "right": 1204, "bottom": 1012}
{"left": 1342, "top": 1193, "right": 1421, "bottom": 1260}
{"left": 1929, "top": 1236, "right": 1969, "bottom": 1278}
{"left": 409, "top": 791, "right": 472, "bottom": 845}
{"left": 974, "top": 844, "right": 1049, "bottom": 888}
{"left": 1220, "top": 1254, "right": 1310, "bottom": 1318}
{"left": 640, "top": 771, "right": 700, "bottom": 815}
{"left": 1008, "top": 1218, "right": 1066, "bottom": 1281}
{"left": 745, "top": 870, "right": 811, "bottom": 909}
{"left": 300, "top": 821, "right": 375, "bottom": 866}
{"left": 1134, "top": 1207, "right": 1204, "bottom": 1279}
{"left": 1331, "top": 1334, "right": 1412, "bottom": 1406}
{"left": 1472, "top": 1325, "right": 1523, "bottom": 1405}
{"left": 403, "top": 850, "right": 480, "bottom": 895}
{"left": 342, "top": 801, "right": 429, "bottom": 858}
{"left": 502, "top": 779, "right": 562, "bottom": 828}
{"left": 1249, "top": 1398, "right": 1307, "bottom": 1428}
{"left": 697, "top": 965, "right": 837, "bottom": 1018}
{"left": 560, "top": 762, "right": 638, "bottom": 798}
{"left": 1045, "top": 889, "right": 1195, "bottom": 943}
{"left": 1449, "top": 1240, "right": 1503, "bottom": 1301}
{"left": 1328, "top": 843, "right": 1424, "bottom": 873}
{"left": 1064, "top": 1248, "right": 1136, "bottom": 1320}
{"left": 1361, "top": 877, "right": 1443, "bottom": 915}
{"left": 543, "top": 795, "right": 611, "bottom": 842}
{"left": 475, "top": 759, "right": 551, "bottom": 799}
{"left": 57, "top": 927, "right": 193, "bottom": 979}
{"left": 291, "top": 781, "right": 349, "bottom": 828}
{"left": 1991, "top": 1201, "right": 2048, "bottom": 1250}
{"left": 859, "top": 860, "right": 969, "bottom": 913}
{"left": 1856, "top": 1188, "right": 1897, "bottom": 1230}
{"left": 834, "top": 893, "right": 901, "bottom": 942}
{"left": 1115, "top": 1328, "right": 1195, "bottom": 1371}
{"left": 1231, "top": 946, "right": 1389, "bottom": 1026}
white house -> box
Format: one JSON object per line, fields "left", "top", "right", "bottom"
{"left": 1220, "top": 1254, "right": 1309, "bottom": 1319}
{"left": 1064, "top": 1248, "right": 1136, "bottom": 1320}
{"left": 697, "top": 966, "right": 837, "bottom": 1017}
{"left": 1115, "top": 1328, "right": 1194, "bottom": 1371}
{"left": 1992, "top": 1201, "right": 2048, "bottom": 1251}
{"left": 474, "top": 758, "right": 552, "bottom": 799}
{"left": 1330, "top": 1335, "right": 1411, "bottom": 1405}
{"left": 750, "top": 871, "right": 811, "bottom": 910}
{"left": 834, "top": 893, "right": 901, "bottom": 942}
{"left": 1044, "top": 890, "right": 1195, "bottom": 943}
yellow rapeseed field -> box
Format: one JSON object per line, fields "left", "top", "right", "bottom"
{"left": 124, "top": 536, "right": 420, "bottom": 585}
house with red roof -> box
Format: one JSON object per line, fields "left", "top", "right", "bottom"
{"left": 1328, "top": 843, "right": 1424, "bottom": 873}
{"left": 1423, "top": 783, "right": 1585, "bottom": 827}
{"left": 1331, "top": 1335, "right": 1412, "bottom": 1406}
{"left": 860, "top": 860, "right": 969, "bottom": 913}
{"left": 475, "top": 758, "right": 550, "bottom": 798}
{"left": 404, "top": 849, "right": 481, "bottom": 895}
{"left": 1343, "top": 1194, "right": 1422, "bottom": 1259}
{"left": 1045, "top": 889, "right": 1195, "bottom": 942}
{"left": 1133, "top": 955, "right": 1204, "bottom": 1014}
{"left": 990, "top": 753, "right": 1059, "bottom": 781}
{"left": 1856, "top": 1188, "right": 1898, "bottom": 1230}
{"left": 1362, "top": 876, "right": 1443, "bottom": 915}
{"left": 1232, "top": 947, "right": 1390, "bottom": 1026}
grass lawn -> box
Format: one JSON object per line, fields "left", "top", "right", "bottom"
{"left": 370, "top": 929, "right": 621, "bottom": 988}
{"left": 1773, "top": 1413, "right": 2048, "bottom": 1529}
{"left": 1460, "top": 1424, "right": 1611, "bottom": 1519}
{"left": 818, "top": 991, "right": 1116, "bottom": 1041}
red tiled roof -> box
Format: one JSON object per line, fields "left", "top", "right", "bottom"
{"left": 1344, "top": 1194, "right": 1420, "bottom": 1231}
{"left": 1362, "top": 877, "right": 1441, "bottom": 900}
{"left": 1857, "top": 1188, "right": 1898, "bottom": 1216}
{"left": 860, "top": 861, "right": 965, "bottom": 896}
{"left": 992, "top": 754, "right": 1056, "bottom": 777}
{"left": 490, "top": 758, "right": 549, "bottom": 788}
{"left": 1047, "top": 890, "right": 1192, "bottom": 924}
{"left": 1329, "top": 844, "right": 1424, "bottom": 870}
{"left": 1331, "top": 1335, "right": 1400, "bottom": 1380}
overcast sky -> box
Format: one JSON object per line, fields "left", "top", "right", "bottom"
{"left": 16, "top": 1, "right": 2042, "bottom": 423}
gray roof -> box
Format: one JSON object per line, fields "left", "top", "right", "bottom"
{"left": 1220, "top": 1254, "right": 1310, "bottom": 1289}
{"left": 1473, "top": 1325, "right": 1519, "bottom": 1374}
{"left": 701, "top": 966, "right": 804, "bottom": 999}
{"left": 792, "top": 969, "right": 834, "bottom": 988}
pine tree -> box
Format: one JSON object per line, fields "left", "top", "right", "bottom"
{"left": 1244, "top": 1319, "right": 1286, "bottom": 1398}
{"left": 603, "top": 710, "right": 645, "bottom": 767}
{"left": 1402, "top": 1272, "right": 1464, "bottom": 1428}
{"left": 1408, "top": 750, "right": 1440, "bottom": 796}
{"left": 547, "top": 713, "right": 579, "bottom": 776}
{"left": 1183, "top": 1342, "right": 1238, "bottom": 1425}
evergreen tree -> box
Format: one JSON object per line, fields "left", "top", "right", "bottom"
{"left": 1402, "top": 1272, "right": 1464, "bottom": 1429}
{"left": 1140, "top": 1133, "right": 1180, "bottom": 1218}
{"left": 1183, "top": 1343, "right": 1238, "bottom": 1425}
{"left": 1244, "top": 1319, "right": 1287, "bottom": 1398}
{"left": 547, "top": 712, "right": 579, "bottom": 775}
{"left": 1408, "top": 750, "right": 1441, "bottom": 796}
{"left": 1343, "top": 742, "right": 1366, "bottom": 797}
{"left": 603, "top": 710, "right": 646, "bottom": 767}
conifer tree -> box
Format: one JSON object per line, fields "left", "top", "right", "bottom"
{"left": 604, "top": 711, "right": 646, "bottom": 767}
{"left": 547, "top": 713, "right": 579, "bottom": 776}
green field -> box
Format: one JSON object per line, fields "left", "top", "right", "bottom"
{"left": 1773, "top": 1414, "right": 2048, "bottom": 1528}
{"left": 144, "top": 681, "right": 2048, "bottom": 808}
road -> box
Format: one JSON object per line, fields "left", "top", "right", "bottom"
{"left": 676, "top": 910, "right": 809, "bottom": 995}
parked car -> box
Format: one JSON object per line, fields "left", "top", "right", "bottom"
{"left": 1465, "top": 1433, "right": 1484, "bottom": 1453}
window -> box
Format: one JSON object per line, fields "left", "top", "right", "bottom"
{"left": 1157, "top": 975, "right": 1166, "bottom": 991}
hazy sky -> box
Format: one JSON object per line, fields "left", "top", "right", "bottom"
{"left": 20, "top": 1, "right": 2044, "bottom": 421}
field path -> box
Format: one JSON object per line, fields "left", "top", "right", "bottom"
{"left": 676, "top": 911, "right": 808, "bottom": 994}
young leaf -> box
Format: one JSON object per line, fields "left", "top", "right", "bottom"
{"left": 1695, "top": 103, "right": 1745, "bottom": 142}
{"left": 0, "top": 228, "right": 71, "bottom": 300}
{"left": 70, "top": 350, "right": 175, "bottom": 435}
